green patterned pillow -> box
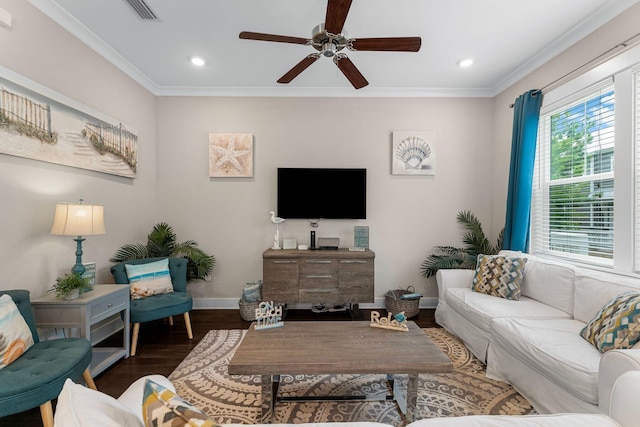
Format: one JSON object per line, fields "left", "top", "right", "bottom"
{"left": 142, "top": 379, "right": 219, "bottom": 427}
{"left": 472, "top": 255, "right": 527, "bottom": 300}
{"left": 580, "top": 291, "right": 640, "bottom": 353}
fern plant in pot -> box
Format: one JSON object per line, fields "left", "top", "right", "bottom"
{"left": 50, "top": 273, "right": 92, "bottom": 300}
{"left": 421, "top": 210, "right": 504, "bottom": 278}
{"left": 110, "top": 222, "right": 215, "bottom": 281}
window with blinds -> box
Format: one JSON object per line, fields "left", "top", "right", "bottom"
{"left": 531, "top": 80, "right": 615, "bottom": 266}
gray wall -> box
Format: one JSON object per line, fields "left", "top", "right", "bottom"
{"left": 156, "top": 96, "right": 493, "bottom": 306}
{"left": 0, "top": 0, "right": 157, "bottom": 296}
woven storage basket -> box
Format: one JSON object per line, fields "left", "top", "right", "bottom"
{"left": 238, "top": 298, "right": 261, "bottom": 321}
{"left": 385, "top": 285, "right": 420, "bottom": 318}
{"left": 239, "top": 297, "right": 287, "bottom": 321}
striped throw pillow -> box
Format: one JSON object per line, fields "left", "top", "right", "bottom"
{"left": 125, "top": 258, "right": 174, "bottom": 300}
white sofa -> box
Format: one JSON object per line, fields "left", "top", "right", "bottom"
{"left": 53, "top": 371, "right": 640, "bottom": 427}
{"left": 435, "top": 251, "right": 640, "bottom": 415}
{"left": 409, "top": 370, "right": 640, "bottom": 427}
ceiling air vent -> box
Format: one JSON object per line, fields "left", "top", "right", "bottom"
{"left": 125, "top": 0, "right": 158, "bottom": 20}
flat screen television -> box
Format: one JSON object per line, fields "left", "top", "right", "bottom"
{"left": 277, "top": 168, "right": 367, "bottom": 219}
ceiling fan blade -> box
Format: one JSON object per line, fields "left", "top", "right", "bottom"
{"left": 333, "top": 54, "right": 368, "bottom": 89}
{"left": 324, "top": 0, "right": 352, "bottom": 34}
{"left": 277, "top": 54, "right": 321, "bottom": 84}
{"left": 239, "top": 31, "right": 309, "bottom": 45}
{"left": 349, "top": 37, "right": 422, "bottom": 52}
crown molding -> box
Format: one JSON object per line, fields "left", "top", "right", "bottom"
{"left": 490, "top": 0, "right": 640, "bottom": 95}
{"left": 153, "top": 85, "right": 494, "bottom": 98}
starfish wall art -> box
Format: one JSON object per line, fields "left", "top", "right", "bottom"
{"left": 209, "top": 133, "right": 254, "bottom": 177}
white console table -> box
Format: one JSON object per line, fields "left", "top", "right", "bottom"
{"left": 31, "top": 284, "right": 130, "bottom": 377}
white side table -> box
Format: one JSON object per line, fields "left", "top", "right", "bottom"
{"left": 31, "top": 284, "right": 130, "bottom": 377}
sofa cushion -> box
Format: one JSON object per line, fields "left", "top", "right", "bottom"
{"left": 490, "top": 317, "right": 601, "bottom": 404}
{"left": 0, "top": 294, "right": 34, "bottom": 369}
{"left": 54, "top": 378, "right": 143, "bottom": 427}
{"left": 405, "top": 414, "right": 619, "bottom": 427}
{"left": 407, "top": 414, "right": 620, "bottom": 427}
{"left": 142, "top": 379, "right": 219, "bottom": 427}
{"left": 472, "top": 255, "right": 526, "bottom": 300}
{"left": 500, "top": 251, "right": 576, "bottom": 315}
{"left": 574, "top": 269, "right": 640, "bottom": 323}
{"left": 445, "top": 288, "right": 571, "bottom": 334}
{"left": 117, "top": 375, "right": 176, "bottom": 426}
{"left": 580, "top": 291, "right": 640, "bottom": 352}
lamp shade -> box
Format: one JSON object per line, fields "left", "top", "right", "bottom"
{"left": 51, "top": 203, "right": 105, "bottom": 236}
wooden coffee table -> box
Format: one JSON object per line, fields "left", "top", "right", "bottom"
{"left": 227, "top": 321, "right": 452, "bottom": 422}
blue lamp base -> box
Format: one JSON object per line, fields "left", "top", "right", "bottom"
{"left": 71, "top": 236, "right": 86, "bottom": 276}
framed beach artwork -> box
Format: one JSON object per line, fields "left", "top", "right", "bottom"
{"left": 392, "top": 131, "right": 436, "bottom": 176}
{"left": 209, "top": 132, "right": 254, "bottom": 178}
{"left": 0, "top": 66, "right": 137, "bottom": 178}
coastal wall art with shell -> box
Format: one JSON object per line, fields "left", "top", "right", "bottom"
{"left": 209, "top": 132, "right": 254, "bottom": 178}
{"left": 392, "top": 131, "right": 436, "bottom": 175}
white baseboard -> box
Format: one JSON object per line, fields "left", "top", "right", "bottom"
{"left": 192, "top": 297, "right": 437, "bottom": 310}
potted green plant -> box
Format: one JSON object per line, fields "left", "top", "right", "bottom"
{"left": 421, "top": 210, "right": 504, "bottom": 278}
{"left": 110, "top": 222, "right": 215, "bottom": 281}
{"left": 50, "top": 273, "right": 93, "bottom": 300}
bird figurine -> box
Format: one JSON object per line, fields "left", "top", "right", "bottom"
{"left": 269, "top": 211, "right": 285, "bottom": 249}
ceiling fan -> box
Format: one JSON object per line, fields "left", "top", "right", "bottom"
{"left": 239, "top": 0, "right": 421, "bottom": 89}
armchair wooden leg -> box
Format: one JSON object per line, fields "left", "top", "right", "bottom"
{"left": 82, "top": 368, "right": 97, "bottom": 390}
{"left": 131, "top": 322, "right": 140, "bottom": 356}
{"left": 184, "top": 312, "right": 193, "bottom": 339}
{"left": 169, "top": 316, "right": 174, "bottom": 326}
{"left": 40, "top": 400, "right": 54, "bottom": 427}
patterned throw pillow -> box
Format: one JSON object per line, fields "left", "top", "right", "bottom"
{"left": 142, "top": 379, "right": 219, "bottom": 427}
{"left": 0, "top": 294, "right": 35, "bottom": 370}
{"left": 472, "top": 255, "right": 527, "bottom": 300}
{"left": 125, "top": 259, "right": 174, "bottom": 300}
{"left": 580, "top": 291, "right": 640, "bottom": 352}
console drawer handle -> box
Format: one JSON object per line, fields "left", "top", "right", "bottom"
{"left": 307, "top": 290, "right": 334, "bottom": 293}
{"left": 341, "top": 260, "right": 367, "bottom": 264}
{"left": 307, "top": 260, "right": 332, "bottom": 264}
{"left": 272, "top": 260, "right": 297, "bottom": 264}
{"left": 306, "top": 275, "right": 333, "bottom": 279}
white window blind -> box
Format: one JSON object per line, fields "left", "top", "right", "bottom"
{"left": 532, "top": 79, "right": 615, "bottom": 266}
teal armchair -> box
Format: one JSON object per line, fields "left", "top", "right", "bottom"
{"left": 0, "top": 289, "right": 95, "bottom": 427}
{"left": 110, "top": 257, "right": 193, "bottom": 356}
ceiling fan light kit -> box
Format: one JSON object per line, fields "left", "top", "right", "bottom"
{"left": 239, "top": 0, "right": 421, "bottom": 89}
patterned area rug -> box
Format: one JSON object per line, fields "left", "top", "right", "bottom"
{"left": 168, "top": 328, "right": 533, "bottom": 426}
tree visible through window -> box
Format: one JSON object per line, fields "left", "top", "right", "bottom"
{"left": 532, "top": 85, "right": 614, "bottom": 263}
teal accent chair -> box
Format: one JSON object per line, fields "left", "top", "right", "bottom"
{"left": 110, "top": 257, "right": 193, "bottom": 356}
{"left": 0, "top": 289, "right": 95, "bottom": 427}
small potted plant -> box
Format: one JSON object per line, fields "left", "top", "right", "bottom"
{"left": 50, "top": 273, "right": 93, "bottom": 300}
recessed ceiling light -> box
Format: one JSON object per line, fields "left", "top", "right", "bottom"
{"left": 457, "top": 58, "right": 474, "bottom": 68}
{"left": 190, "top": 56, "right": 205, "bottom": 66}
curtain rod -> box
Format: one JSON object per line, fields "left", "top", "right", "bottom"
{"left": 509, "top": 30, "right": 640, "bottom": 108}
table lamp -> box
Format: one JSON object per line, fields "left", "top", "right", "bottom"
{"left": 51, "top": 199, "right": 105, "bottom": 276}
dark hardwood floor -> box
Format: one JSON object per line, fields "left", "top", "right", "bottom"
{"left": 1, "top": 308, "right": 436, "bottom": 427}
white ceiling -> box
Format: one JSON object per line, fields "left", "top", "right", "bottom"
{"left": 29, "top": 0, "right": 640, "bottom": 97}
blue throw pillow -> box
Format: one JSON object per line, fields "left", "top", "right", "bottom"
{"left": 125, "top": 258, "right": 174, "bottom": 300}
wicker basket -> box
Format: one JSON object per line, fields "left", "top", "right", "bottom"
{"left": 239, "top": 298, "right": 287, "bottom": 321}
{"left": 238, "top": 298, "right": 261, "bottom": 321}
{"left": 385, "top": 285, "right": 421, "bottom": 318}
